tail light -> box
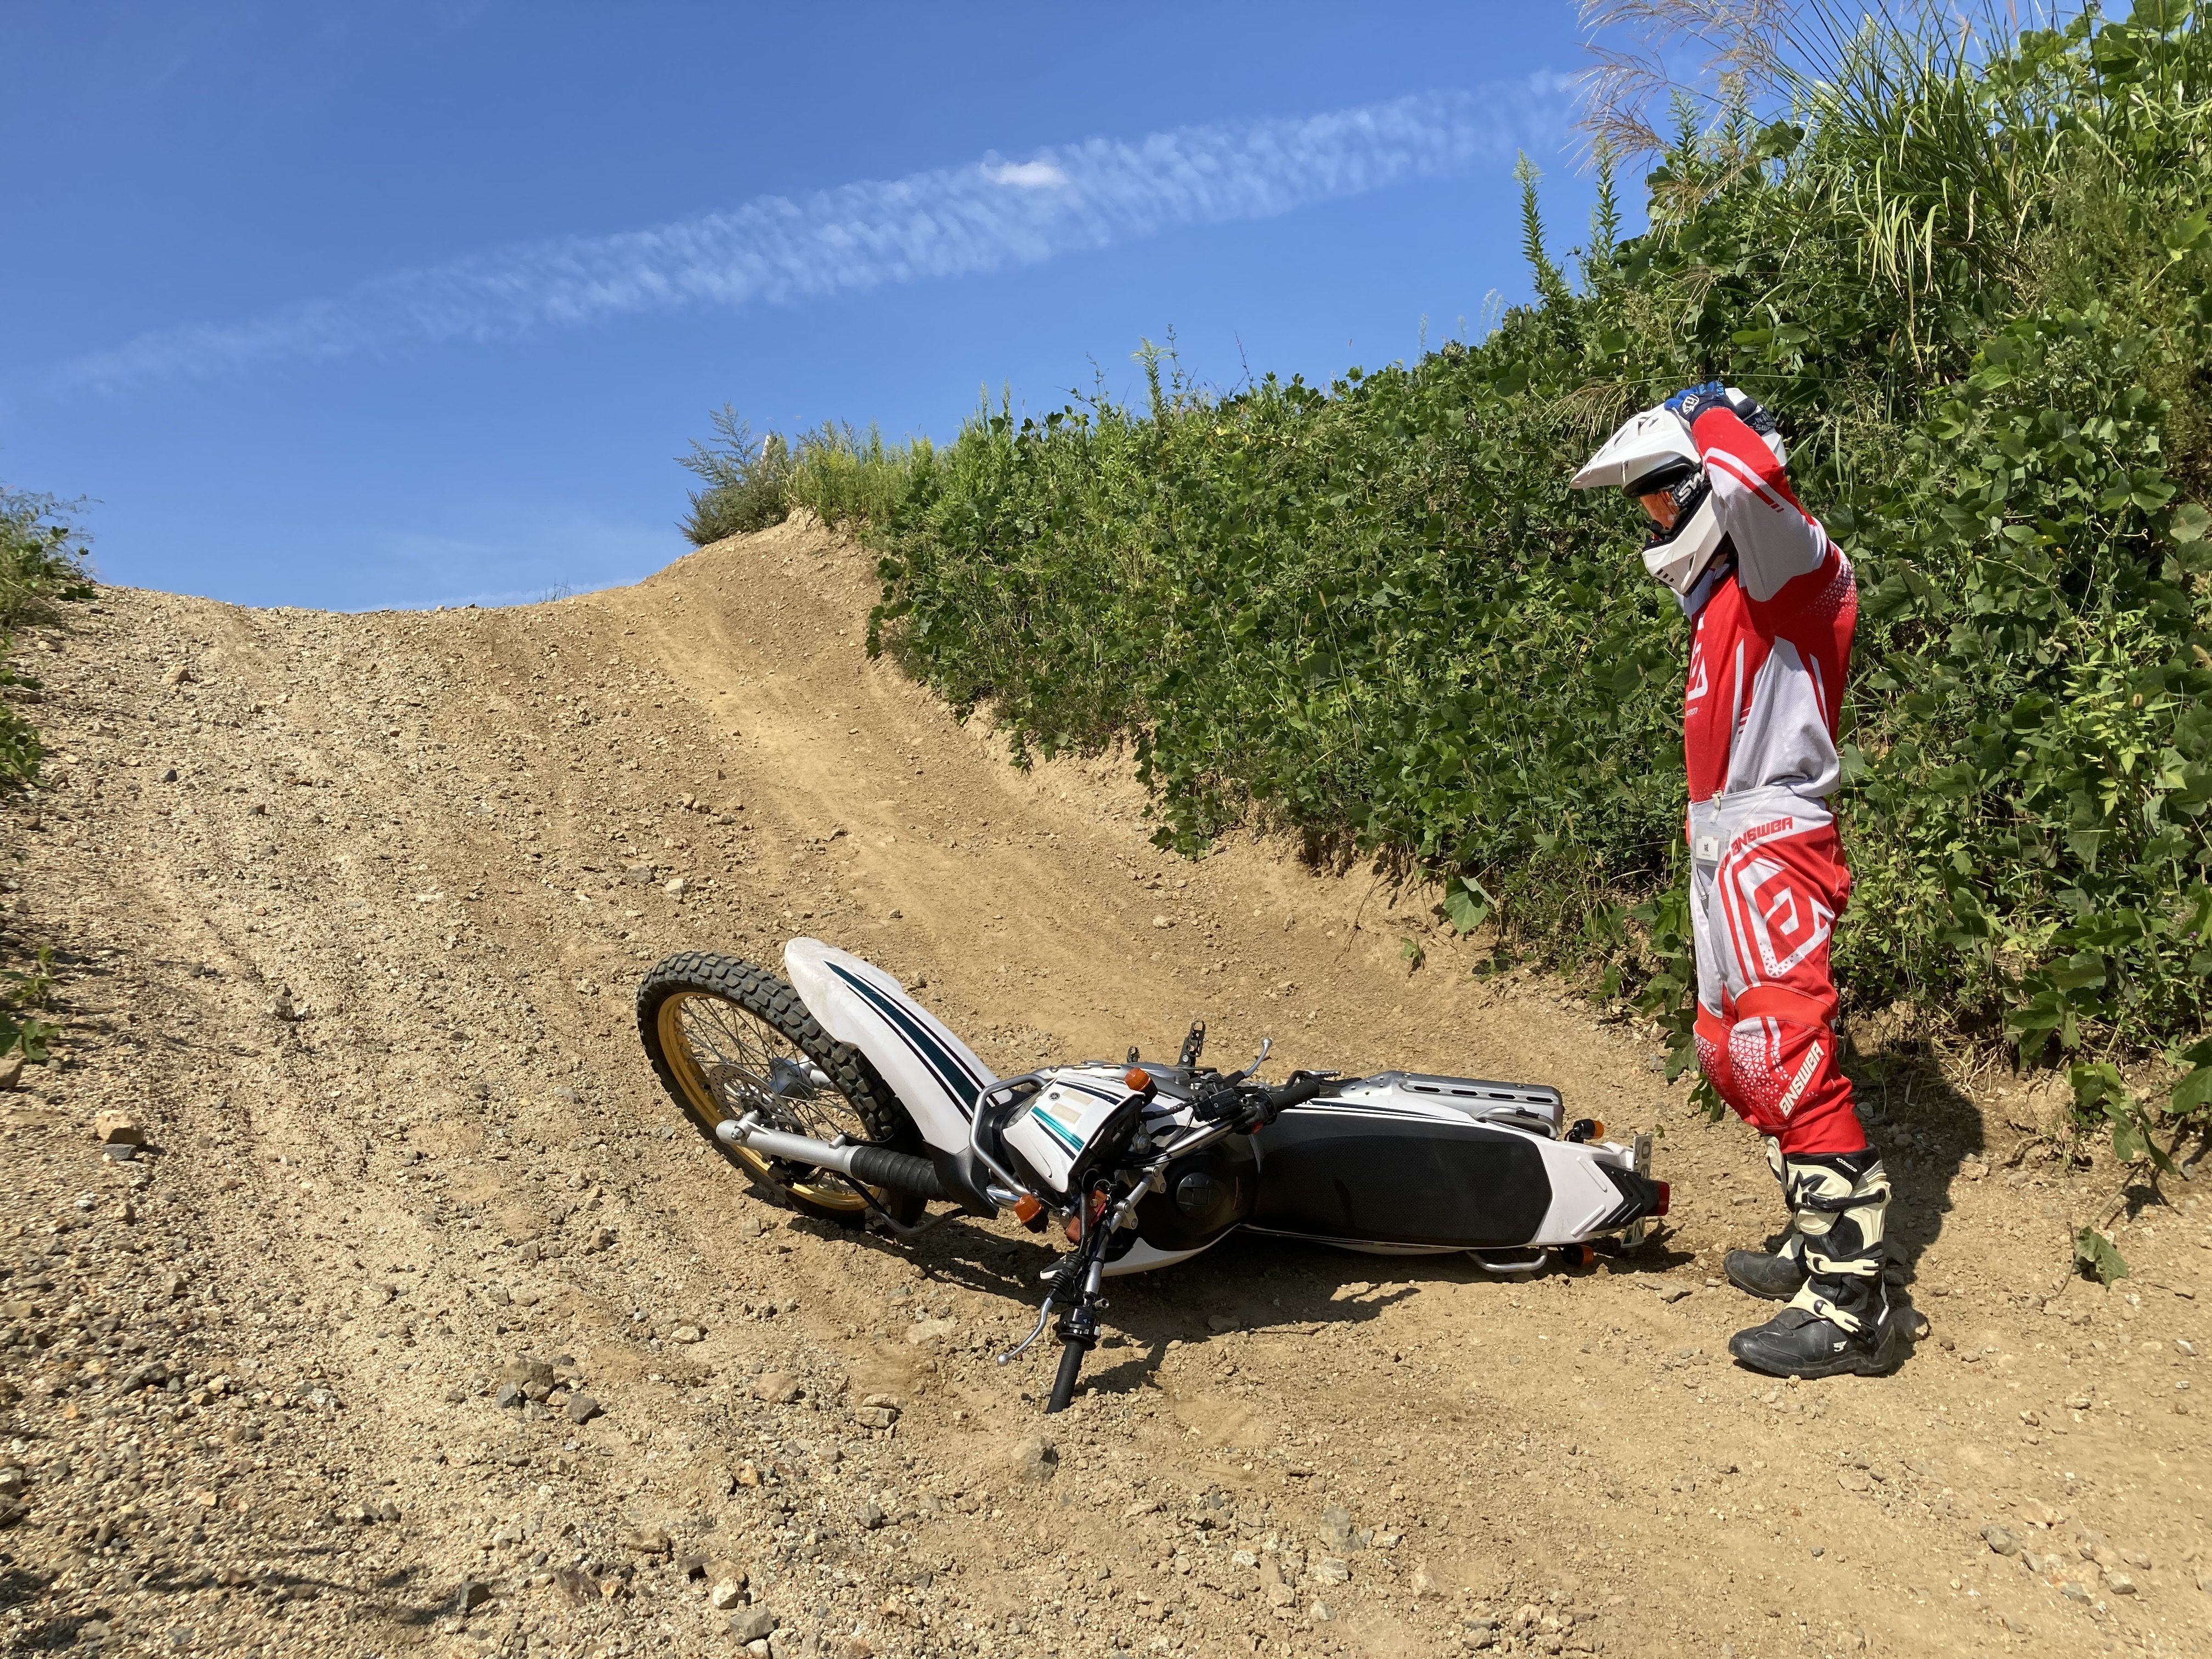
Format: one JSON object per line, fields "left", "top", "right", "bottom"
{"left": 1651, "top": 1180, "right": 1671, "bottom": 1217}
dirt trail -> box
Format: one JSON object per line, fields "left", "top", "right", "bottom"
{"left": 2, "top": 515, "right": 2207, "bottom": 1659}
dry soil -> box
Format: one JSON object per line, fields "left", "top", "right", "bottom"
{"left": 1, "top": 515, "right": 2207, "bottom": 1659}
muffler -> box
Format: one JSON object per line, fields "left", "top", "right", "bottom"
{"left": 715, "top": 1114, "right": 949, "bottom": 1199}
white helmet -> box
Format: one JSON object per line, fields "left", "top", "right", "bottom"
{"left": 1571, "top": 389, "right": 1787, "bottom": 597}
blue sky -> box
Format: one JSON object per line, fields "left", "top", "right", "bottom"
{"left": 3, "top": 2, "right": 1608, "bottom": 610}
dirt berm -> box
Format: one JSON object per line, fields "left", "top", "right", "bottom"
{"left": 2, "top": 515, "right": 2206, "bottom": 1659}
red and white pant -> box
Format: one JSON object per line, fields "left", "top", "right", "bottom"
{"left": 1688, "top": 787, "right": 1867, "bottom": 1156}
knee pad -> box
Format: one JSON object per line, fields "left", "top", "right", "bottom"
{"left": 1722, "top": 1014, "right": 1855, "bottom": 1141}
{"left": 1694, "top": 1006, "right": 1737, "bottom": 1105}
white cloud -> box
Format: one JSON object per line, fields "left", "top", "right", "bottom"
{"left": 50, "top": 76, "right": 1572, "bottom": 394}
{"left": 988, "top": 159, "right": 1072, "bottom": 189}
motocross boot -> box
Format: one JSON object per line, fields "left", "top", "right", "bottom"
{"left": 1729, "top": 1150, "right": 1897, "bottom": 1379}
{"left": 1724, "top": 1137, "right": 1808, "bottom": 1301}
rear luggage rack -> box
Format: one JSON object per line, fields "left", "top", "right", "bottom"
{"left": 1398, "top": 1073, "right": 1563, "bottom": 1137}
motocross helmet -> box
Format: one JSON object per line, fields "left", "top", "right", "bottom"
{"left": 1570, "top": 390, "right": 1787, "bottom": 597}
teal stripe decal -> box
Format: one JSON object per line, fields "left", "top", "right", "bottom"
{"left": 1029, "top": 1109, "right": 1083, "bottom": 1154}
{"left": 828, "top": 964, "right": 983, "bottom": 1110}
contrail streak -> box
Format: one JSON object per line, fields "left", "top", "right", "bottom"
{"left": 53, "top": 78, "right": 1571, "bottom": 393}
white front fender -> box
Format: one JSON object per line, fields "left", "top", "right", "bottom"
{"left": 783, "top": 938, "right": 994, "bottom": 1153}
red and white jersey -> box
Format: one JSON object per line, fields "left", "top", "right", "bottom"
{"left": 1680, "top": 407, "right": 1857, "bottom": 804}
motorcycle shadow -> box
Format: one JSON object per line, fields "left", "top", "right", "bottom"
{"left": 844, "top": 1216, "right": 1697, "bottom": 1399}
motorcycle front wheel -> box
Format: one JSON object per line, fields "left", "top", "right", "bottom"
{"left": 637, "top": 951, "right": 925, "bottom": 1226}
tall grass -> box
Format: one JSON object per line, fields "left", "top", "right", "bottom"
{"left": 678, "top": 405, "right": 928, "bottom": 543}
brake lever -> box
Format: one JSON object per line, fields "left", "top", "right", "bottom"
{"left": 1226, "top": 1036, "right": 1272, "bottom": 1085}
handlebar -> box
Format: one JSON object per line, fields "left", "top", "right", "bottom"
{"left": 1189, "top": 1068, "right": 1335, "bottom": 1132}
{"left": 1259, "top": 1071, "right": 1331, "bottom": 1116}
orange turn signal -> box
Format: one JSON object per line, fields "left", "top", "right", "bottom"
{"left": 1125, "top": 1066, "right": 1153, "bottom": 1092}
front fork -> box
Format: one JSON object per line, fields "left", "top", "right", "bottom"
{"left": 1053, "top": 1253, "right": 1109, "bottom": 1352}
{"left": 996, "top": 1186, "right": 1118, "bottom": 1409}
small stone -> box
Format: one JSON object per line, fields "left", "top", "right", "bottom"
{"left": 710, "top": 1578, "right": 747, "bottom": 1610}
{"left": 664, "top": 877, "right": 687, "bottom": 898}
{"left": 2179, "top": 1339, "right": 2199, "bottom": 1357}
{"left": 1982, "top": 1524, "right": 2019, "bottom": 1556}
{"left": 1409, "top": 1566, "right": 1438, "bottom": 1597}
{"left": 1658, "top": 1285, "right": 1694, "bottom": 1304}
{"left": 1318, "top": 1506, "right": 1358, "bottom": 1550}
{"left": 553, "top": 1567, "right": 596, "bottom": 1606}
{"left": 886, "top": 909, "right": 902, "bottom": 921}
{"left": 1311, "top": 1556, "right": 1351, "bottom": 1585}
{"left": 669, "top": 1324, "right": 703, "bottom": 1344}
{"left": 905, "top": 1318, "right": 955, "bottom": 1347}
{"left": 1010, "top": 1434, "right": 1058, "bottom": 1482}
{"left": 94, "top": 1110, "right": 144, "bottom": 1147}
{"left": 727, "top": 1606, "right": 777, "bottom": 1643}
{"left": 0, "top": 1054, "right": 19, "bottom": 1091}
{"left": 1309, "top": 1601, "right": 1335, "bottom": 1622}
{"left": 565, "top": 1391, "right": 601, "bottom": 1425}
{"left": 853, "top": 1406, "right": 898, "bottom": 1430}
{"left": 493, "top": 1383, "right": 522, "bottom": 1409}
{"left": 621, "top": 1525, "right": 672, "bottom": 1556}
{"left": 859, "top": 1501, "right": 887, "bottom": 1530}
{"left": 1152, "top": 915, "right": 1172, "bottom": 928}
{"left": 457, "top": 1579, "right": 493, "bottom": 1612}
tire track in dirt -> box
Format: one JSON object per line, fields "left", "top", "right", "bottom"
{"left": 1, "top": 517, "right": 2205, "bottom": 1659}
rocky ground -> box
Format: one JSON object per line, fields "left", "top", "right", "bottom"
{"left": 0, "top": 514, "right": 2207, "bottom": 1659}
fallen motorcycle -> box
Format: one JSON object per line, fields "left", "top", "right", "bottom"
{"left": 637, "top": 939, "right": 1668, "bottom": 1412}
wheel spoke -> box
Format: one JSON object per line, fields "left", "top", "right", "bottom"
{"left": 668, "top": 991, "right": 871, "bottom": 1146}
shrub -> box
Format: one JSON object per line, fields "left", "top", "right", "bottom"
{"left": 679, "top": 408, "right": 928, "bottom": 544}
{"left": 0, "top": 489, "right": 95, "bottom": 792}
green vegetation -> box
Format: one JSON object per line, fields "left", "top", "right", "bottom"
{"left": 687, "top": 2, "right": 2212, "bottom": 1160}
{"left": 0, "top": 489, "right": 94, "bottom": 791}
{"left": 0, "top": 486, "right": 95, "bottom": 1063}
{"left": 679, "top": 407, "right": 925, "bottom": 543}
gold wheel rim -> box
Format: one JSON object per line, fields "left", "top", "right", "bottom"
{"left": 657, "top": 989, "right": 871, "bottom": 1215}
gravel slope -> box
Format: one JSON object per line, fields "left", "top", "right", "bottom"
{"left": 1, "top": 515, "right": 2207, "bottom": 1659}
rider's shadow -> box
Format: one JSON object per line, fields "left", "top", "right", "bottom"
{"left": 1838, "top": 1034, "right": 1991, "bottom": 1353}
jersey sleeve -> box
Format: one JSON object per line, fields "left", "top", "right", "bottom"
{"left": 1690, "top": 406, "right": 1830, "bottom": 602}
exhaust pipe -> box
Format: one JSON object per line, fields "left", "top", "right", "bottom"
{"left": 715, "top": 1115, "right": 949, "bottom": 1199}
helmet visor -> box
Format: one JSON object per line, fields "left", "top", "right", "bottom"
{"left": 1638, "top": 489, "right": 1681, "bottom": 532}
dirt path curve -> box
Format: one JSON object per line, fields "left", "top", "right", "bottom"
{"left": 2, "top": 515, "right": 2206, "bottom": 1659}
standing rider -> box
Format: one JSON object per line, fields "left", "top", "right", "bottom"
{"left": 1571, "top": 382, "right": 1895, "bottom": 1379}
